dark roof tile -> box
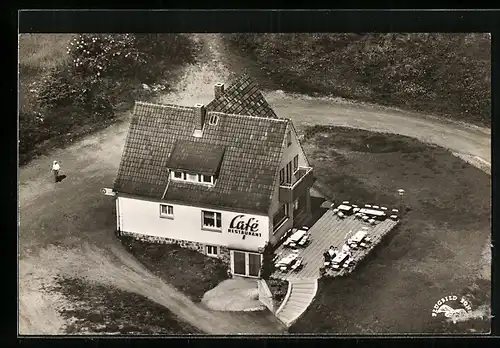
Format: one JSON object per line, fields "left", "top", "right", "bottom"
{"left": 114, "top": 101, "right": 288, "bottom": 213}
{"left": 167, "top": 140, "right": 225, "bottom": 175}
{"left": 206, "top": 74, "right": 278, "bottom": 119}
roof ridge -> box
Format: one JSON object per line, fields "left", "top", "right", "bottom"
{"left": 208, "top": 110, "right": 287, "bottom": 123}
{"left": 135, "top": 101, "right": 194, "bottom": 111}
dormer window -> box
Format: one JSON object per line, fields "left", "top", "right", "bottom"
{"left": 287, "top": 131, "right": 292, "bottom": 147}
{"left": 173, "top": 171, "right": 184, "bottom": 179}
{"left": 208, "top": 114, "right": 219, "bottom": 126}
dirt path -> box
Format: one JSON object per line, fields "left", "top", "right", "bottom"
{"left": 19, "top": 34, "right": 490, "bottom": 335}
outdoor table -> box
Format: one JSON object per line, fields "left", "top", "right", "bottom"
{"left": 337, "top": 204, "right": 352, "bottom": 212}
{"left": 359, "top": 208, "right": 385, "bottom": 217}
{"left": 331, "top": 251, "right": 349, "bottom": 265}
{"left": 351, "top": 230, "right": 367, "bottom": 243}
{"left": 276, "top": 253, "right": 298, "bottom": 268}
{"left": 289, "top": 229, "right": 307, "bottom": 243}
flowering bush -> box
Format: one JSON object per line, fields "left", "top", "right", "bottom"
{"left": 67, "top": 34, "right": 147, "bottom": 81}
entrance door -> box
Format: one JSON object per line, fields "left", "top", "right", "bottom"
{"left": 248, "top": 253, "right": 261, "bottom": 277}
{"left": 233, "top": 251, "right": 246, "bottom": 276}
{"left": 231, "top": 251, "right": 262, "bottom": 277}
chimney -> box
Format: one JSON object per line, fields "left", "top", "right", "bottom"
{"left": 194, "top": 103, "right": 206, "bottom": 132}
{"left": 214, "top": 83, "right": 224, "bottom": 98}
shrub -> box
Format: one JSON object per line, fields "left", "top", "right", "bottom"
{"left": 260, "top": 242, "right": 276, "bottom": 280}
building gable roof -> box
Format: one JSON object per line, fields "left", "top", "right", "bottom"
{"left": 206, "top": 74, "right": 278, "bottom": 119}
{"left": 114, "top": 102, "right": 288, "bottom": 213}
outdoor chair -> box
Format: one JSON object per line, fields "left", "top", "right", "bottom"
{"left": 291, "top": 258, "right": 303, "bottom": 272}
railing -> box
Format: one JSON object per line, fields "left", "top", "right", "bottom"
{"left": 279, "top": 166, "right": 315, "bottom": 203}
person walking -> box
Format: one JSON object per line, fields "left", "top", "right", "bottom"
{"left": 52, "top": 160, "right": 60, "bottom": 182}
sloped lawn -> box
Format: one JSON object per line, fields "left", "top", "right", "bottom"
{"left": 289, "top": 126, "right": 491, "bottom": 334}
{"left": 119, "top": 236, "right": 229, "bottom": 302}
{"left": 53, "top": 276, "right": 201, "bottom": 335}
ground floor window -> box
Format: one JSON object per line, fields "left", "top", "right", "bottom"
{"left": 231, "top": 251, "right": 261, "bottom": 277}
{"left": 206, "top": 245, "right": 218, "bottom": 257}
{"left": 273, "top": 204, "right": 289, "bottom": 231}
{"left": 202, "top": 210, "right": 222, "bottom": 231}
{"left": 159, "top": 204, "right": 174, "bottom": 218}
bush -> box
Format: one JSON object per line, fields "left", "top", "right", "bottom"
{"left": 225, "top": 33, "right": 491, "bottom": 125}
{"left": 260, "top": 242, "right": 276, "bottom": 280}
{"left": 19, "top": 33, "right": 197, "bottom": 164}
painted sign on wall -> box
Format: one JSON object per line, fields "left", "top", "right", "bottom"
{"left": 228, "top": 215, "right": 261, "bottom": 237}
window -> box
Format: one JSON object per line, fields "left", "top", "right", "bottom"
{"left": 206, "top": 245, "right": 218, "bottom": 257}
{"left": 286, "top": 161, "right": 292, "bottom": 184}
{"left": 186, "top": 173, "right": 198, "bottom": 182}
{"left": 198, "top": 174, "right": 213, "bottom": 184}
{"left": 287, "top": 131, "right": 292, "bottom": 146}
{"left": 279, "top": 168, "right": 285, "bottom": 184}
{"left": 160, "top": 204, "right": 174, "bottom": 218}
{"left": 293, "top": 155, "right": 299, "bottom": 172}
{"left": 202, "top": 210, "right": 222, "bottom": 230}
{"left": 273, "top": 204, "right": 289, "bottom": 231}
{"left": 172, "top": 171, "right": 215, "bottom": 185}
{"left": 208, "top": 114, "right": 219, "bottom": 126}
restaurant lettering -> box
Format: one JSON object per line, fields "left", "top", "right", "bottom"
{"left": 228, "top": 215, "right": 261, "bottom": 237}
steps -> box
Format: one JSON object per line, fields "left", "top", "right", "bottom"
{"left": 276, "top": 278, "right": 318, "bottom": 327}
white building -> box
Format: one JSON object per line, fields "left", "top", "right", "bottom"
{"left": 113, "top": 75, "right": 315, "bottom": 278}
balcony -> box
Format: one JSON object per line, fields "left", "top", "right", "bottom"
{"left": 279, "top": 166, "right": 315, "bottom": 203}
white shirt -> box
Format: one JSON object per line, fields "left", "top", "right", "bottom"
{"left": 52, "top": 163, "right": 60, "bottom": 171}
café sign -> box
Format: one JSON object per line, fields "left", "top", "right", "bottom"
{"left": 228, "top": 215, "right": 261, "bottom": 237}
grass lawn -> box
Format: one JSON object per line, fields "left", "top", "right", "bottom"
{"left": 289, "top": 126, "right": 491, "bottom": 334}
{"left": 119, "top": 236, "right": 229, "bottom": 302}
{"left": 52, "top": 276, "right": 200, "bottom": 334}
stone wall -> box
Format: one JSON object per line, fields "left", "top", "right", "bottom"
{"left": 120, "top": 230, "right": 230, "bottom": 265}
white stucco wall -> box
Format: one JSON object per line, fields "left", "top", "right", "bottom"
{"left": 268, "top": 121, "right": 311, "bottom": 244}
{"left": 117, "top": 196, "right": 270, "bottom": 252}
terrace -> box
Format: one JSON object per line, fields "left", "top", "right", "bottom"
{"left": 272, "top": 203, "right": 399, "bottom": 280}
